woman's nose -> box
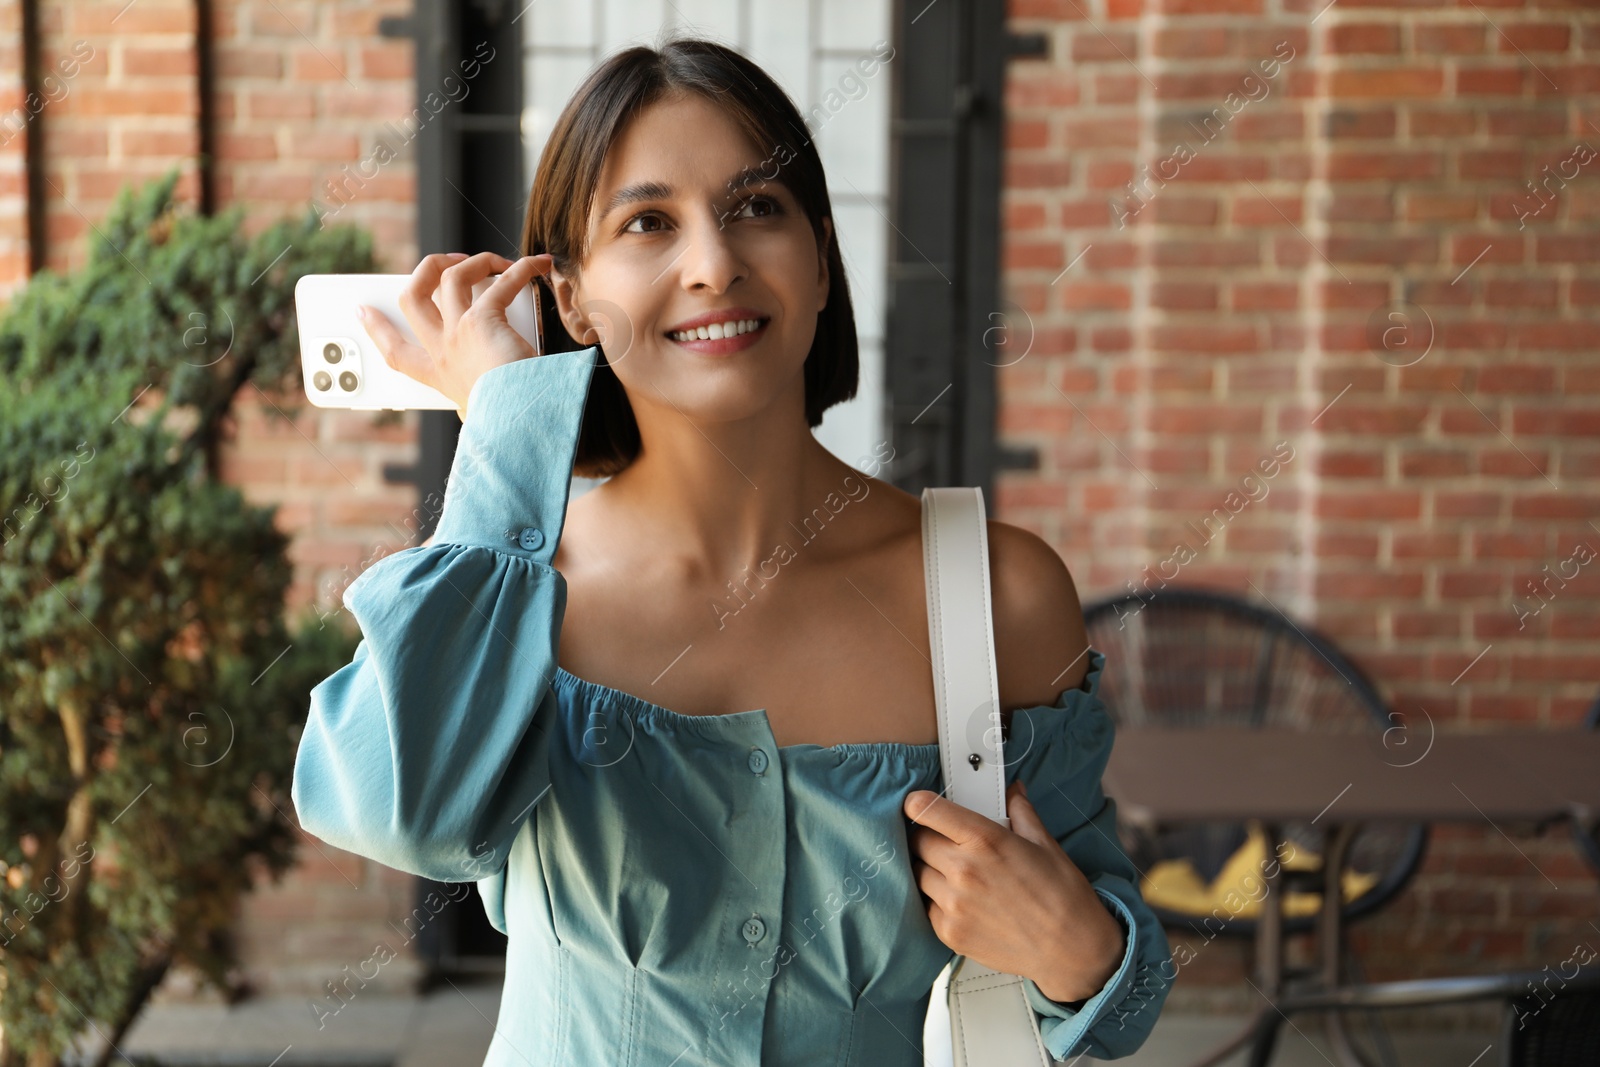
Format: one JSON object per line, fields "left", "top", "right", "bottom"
{"left": 675, "top": 213, "right": 750, "bottom": 292}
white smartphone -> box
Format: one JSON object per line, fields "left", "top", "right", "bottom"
{"left": 294, "top": 272, "right": 545, "bottom": 410}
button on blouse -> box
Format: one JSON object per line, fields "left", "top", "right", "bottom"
{"left": 291, "top": 346, "right": 1173, "bottom": 1066}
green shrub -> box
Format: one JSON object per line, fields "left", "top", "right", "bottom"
{"left": 0, "top": 168, "right": 371, "bottom": 1066}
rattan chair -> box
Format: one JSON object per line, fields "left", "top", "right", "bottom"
{"left": 1082, "top": 586, "right": 1428, "bottom": 942}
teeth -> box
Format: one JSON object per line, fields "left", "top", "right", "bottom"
{"left": 669, "top": 318, "right": 764, "bottom": 342}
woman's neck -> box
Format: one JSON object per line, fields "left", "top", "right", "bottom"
{"left": 597, "top": 403, "right": 863, "bottom": 579}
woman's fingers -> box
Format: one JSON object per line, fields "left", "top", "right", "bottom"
{"left": 357, "top": 305, "right": 438, "bottom": 391}
{"left": 475, "top": 254, "right": 553, "bottom": 317}
{"left": 396, "top": 252, "right": 464, "bottom": 354}
{"left": 437, "top": 251, "right": 516, "bottom": 325}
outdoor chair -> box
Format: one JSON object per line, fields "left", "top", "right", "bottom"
{"left": 1082, "top": 586, "right": 1428, "bottom": 943}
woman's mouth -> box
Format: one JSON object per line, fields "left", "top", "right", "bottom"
{"left": 664, "top": 316, "right": 770, "bottom": 356}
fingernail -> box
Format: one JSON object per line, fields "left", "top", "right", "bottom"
{"left": 449, "top": 252, "right": 469, "bottom": 259}
{"left": 356, "top": 306, "right": 368, "bottom": 320}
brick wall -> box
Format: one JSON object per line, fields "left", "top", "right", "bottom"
{"left": 0, "top": 1, "right": 432, "bottom": 999}
{"left": 2, "top": 0, "right": 1594, "bottom": 1012}
{"left": 1001, "top": 0, "right": 1600, "bottom": 1010}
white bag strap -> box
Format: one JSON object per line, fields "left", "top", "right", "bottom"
{"left": 921, "top": 486, "right": 1010, "bottom": 824}
{"left": 920, "top": 487, "right": 1054, "bottom": 1067}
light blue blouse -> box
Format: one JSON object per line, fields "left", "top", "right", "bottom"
{"left": 291, "top": 346, "right": 1172, "bottom": 1066}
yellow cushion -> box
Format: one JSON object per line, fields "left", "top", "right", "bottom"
{"left": 1141, "top": 824, "right": 1380, "bottom": 920}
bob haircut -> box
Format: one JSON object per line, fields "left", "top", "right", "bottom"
{"left": 519, "top": 36, "right": 860, "bottom": 479}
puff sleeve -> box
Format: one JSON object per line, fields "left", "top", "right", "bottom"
{"left": 290, "top": 347, "right": 599, "bottom": 886}
{"left": 1002, "top": 647, "right": 1174, "bottom": 1061}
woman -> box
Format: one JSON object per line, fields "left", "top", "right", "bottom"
{"left": 292, "top": 36, "right": 1170, "bottom": 1066}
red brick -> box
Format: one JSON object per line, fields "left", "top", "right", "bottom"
{"left": 1516, "top": 323, "right": 1600, "bottom": 350}
{"left": 1510, "top": 654, "right": 1600, "bottom": 683}
{"left": 1325, "top": 236, "right": 1438, "bottom": 266}
{"left": 217, "top": 46, "right": 284, "bottom": 79}
{"left": 1004, "top": 239, "right": 1065, "bottom": 271}
{"left": 1510, "top": 407, "right": 1600, "bottom": 435}
{"left": 1060, "top": 282, "right": 1131, "bottom": 310}
{"left": 1410, "top": 108, "right": 1478, "bottom": 136}
{"left": 1494, "top": 24, "right": 1571, "bottom": 53}
{"left": 1315, "top": 405, "right": 1430, "bottom": 434}
{"left": 1329, "top": 68, "right": 1444, "bottom": 98}
{"left": 1316, "top": 491, "right": 1422, "bottom": 520}
{"left": 1151, "top": 282, "right": 1218, "bottom": 310}
{"left": 1434, "top": 492, "right": 1502, "bottom": 519}
{"left": 1393, "top": 531, "right": 1463, "bottom": 560}
{"left": 1323, "top": 109, "right": 1397, "bottom": 139}
{"left": 1484, "top": 281, "right": 1559, "bottom": 309}
{"left": 1157, "top": 0, "right": 1264, "bottom": 13}
{"left": 1009, "top": 119, "right": 1056, "bottom": 156}
{"left": 1457, "top": 66, "right": 1526, "bottom": 95}
{"left": 1152, "top": 27, "right": 1229, "bottom": 59}
{"left": 1314, "top": 571, "right": 1426, "bottom": 599}
{"left": 1404, "top": 193, "right": 1479, "bottom": 222}
{"left": 1317, "top": 450, "right": 1384, "bottom": 478}
{"left": 359, "top": 45, "right": 413, "bottom": 81}
{"left": 1472, "top": 531, "right": 1551, "bottom": 559}
{"left": 1440, "top": 570, "right": 1503, "bottom": 598}
{"left": 1148, "top": 324, "right": 1260, "bottom": 353}
{"left": 1413, "top": 25, "right": 1487, "bottom": 55}
{"left": 1151, "top": 240, "right": 1260, "bottom": 268}
{"left": 1480, "top": 450, "right": 1552, "bottom": 478}
{"left": 1232, "top": 282, "right": 1297, "bottom": 311}
{"left": 1146, "top": 197, "right": 1219, "bottom": 226}
{"left": 1148, "top": 405, "right": 1263, "bottom": 434}
{"left": 1316, "top": 533, "right": 1380, "bottom": 558}
{"left": 1511, "top": 494, "right": 1600, "bottom": 519}
{"left": 1538, "top": 234, "right": 1600, "bottom": 262}
{"left": 1328, "top": 24, "right": 1400, "bottom": 54}
{"left": 1401, "top": 451, "right": 1470, "bottom": 477}
{"left": 1231, "top": 195, "right": 1303, "bottom": 226}
{"left": 121, "top": 45, "right": 197, "bottom": 78}
{"left": 1394, "top": 611, "right": 1461, "bottom": 639}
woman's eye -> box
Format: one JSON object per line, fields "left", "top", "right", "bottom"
{"left": 622, "top": 212, "right": 666, "bottom": 235}
{"left": 735, "top": 195, "right": 780, "bottom": 219}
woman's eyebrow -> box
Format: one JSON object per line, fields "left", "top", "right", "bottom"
{"left": 598, "top": 165, "right": 788, "bottom": 226}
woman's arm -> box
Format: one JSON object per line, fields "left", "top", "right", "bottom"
{"left": 290, "top": 347, "right": 598, "bottom": 884}
{"left": 907, "top": 525, "right": 1173, "bottom": 1060}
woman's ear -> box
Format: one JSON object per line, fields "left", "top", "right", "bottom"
{"left": 544, "top": 263, "right": 593, "bottom": 344}
{"left": 816, "top": 216, "right": 832, "bottom": 313}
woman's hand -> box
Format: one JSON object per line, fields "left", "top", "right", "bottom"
{"left": 904, "top": 779, "right": 1126, "bottom": 1004}
{"left": 356, "top": 251, "right": 553, "bottom": 421}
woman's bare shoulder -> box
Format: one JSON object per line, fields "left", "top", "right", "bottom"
{"left": 986, "top": 519, "right": 1092, "bottom": 705}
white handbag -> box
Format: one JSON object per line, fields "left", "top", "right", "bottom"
{"left": 919, "top": 486, "right": 1055, "bottom": 1067}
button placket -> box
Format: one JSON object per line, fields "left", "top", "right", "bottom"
{"left": 707, "top": 719, "right": 788, "bottom": 1052}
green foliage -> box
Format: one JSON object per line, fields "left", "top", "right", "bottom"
{"left": 0, "top": 168, "right": 370, "bottom": 1062}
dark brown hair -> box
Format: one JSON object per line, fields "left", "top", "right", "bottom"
{"left": 519, "top": 36, "right": 860, "bottom": 479}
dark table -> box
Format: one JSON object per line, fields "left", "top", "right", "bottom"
{"left": 1102, "top": 728, "right": 1600, "bottom": 1067}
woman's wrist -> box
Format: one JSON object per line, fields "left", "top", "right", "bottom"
{"left": 1030, "top": 904, "right": 1126, "bottom": 1005}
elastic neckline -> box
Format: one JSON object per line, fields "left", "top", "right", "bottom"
{"left": 552, "top": 665, "right": 942, "bottom": 763}
{"left": 549, "top": 646, "right": 1106, "bottom": 764}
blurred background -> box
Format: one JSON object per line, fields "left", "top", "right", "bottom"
{"left": 0, "top": 0, "right": 1596, "bottom": 1065}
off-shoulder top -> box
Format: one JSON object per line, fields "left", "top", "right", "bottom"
{"left": 290, "top": 346, "right": 1172, "bottom": 1066}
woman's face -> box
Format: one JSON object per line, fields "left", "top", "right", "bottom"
{"left": 547, "top": 91, "right": 832, "bottom": 426}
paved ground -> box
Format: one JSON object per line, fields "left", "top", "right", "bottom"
{"left": 82, "top": 981, "right": 1501, "bottom": 1067}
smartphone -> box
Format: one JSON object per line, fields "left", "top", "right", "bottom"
{"left": 294, "top": 272, "right": 545, "bottom": 410}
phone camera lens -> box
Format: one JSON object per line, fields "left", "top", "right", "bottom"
{"left": 312, "top": 370, "right": 332, "bottom": 392}
{"left": 338, "top": 371, "right": 359, "bottom": 392}
{"left": 323, "top": 342, "right": 343, "bottom": 364}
